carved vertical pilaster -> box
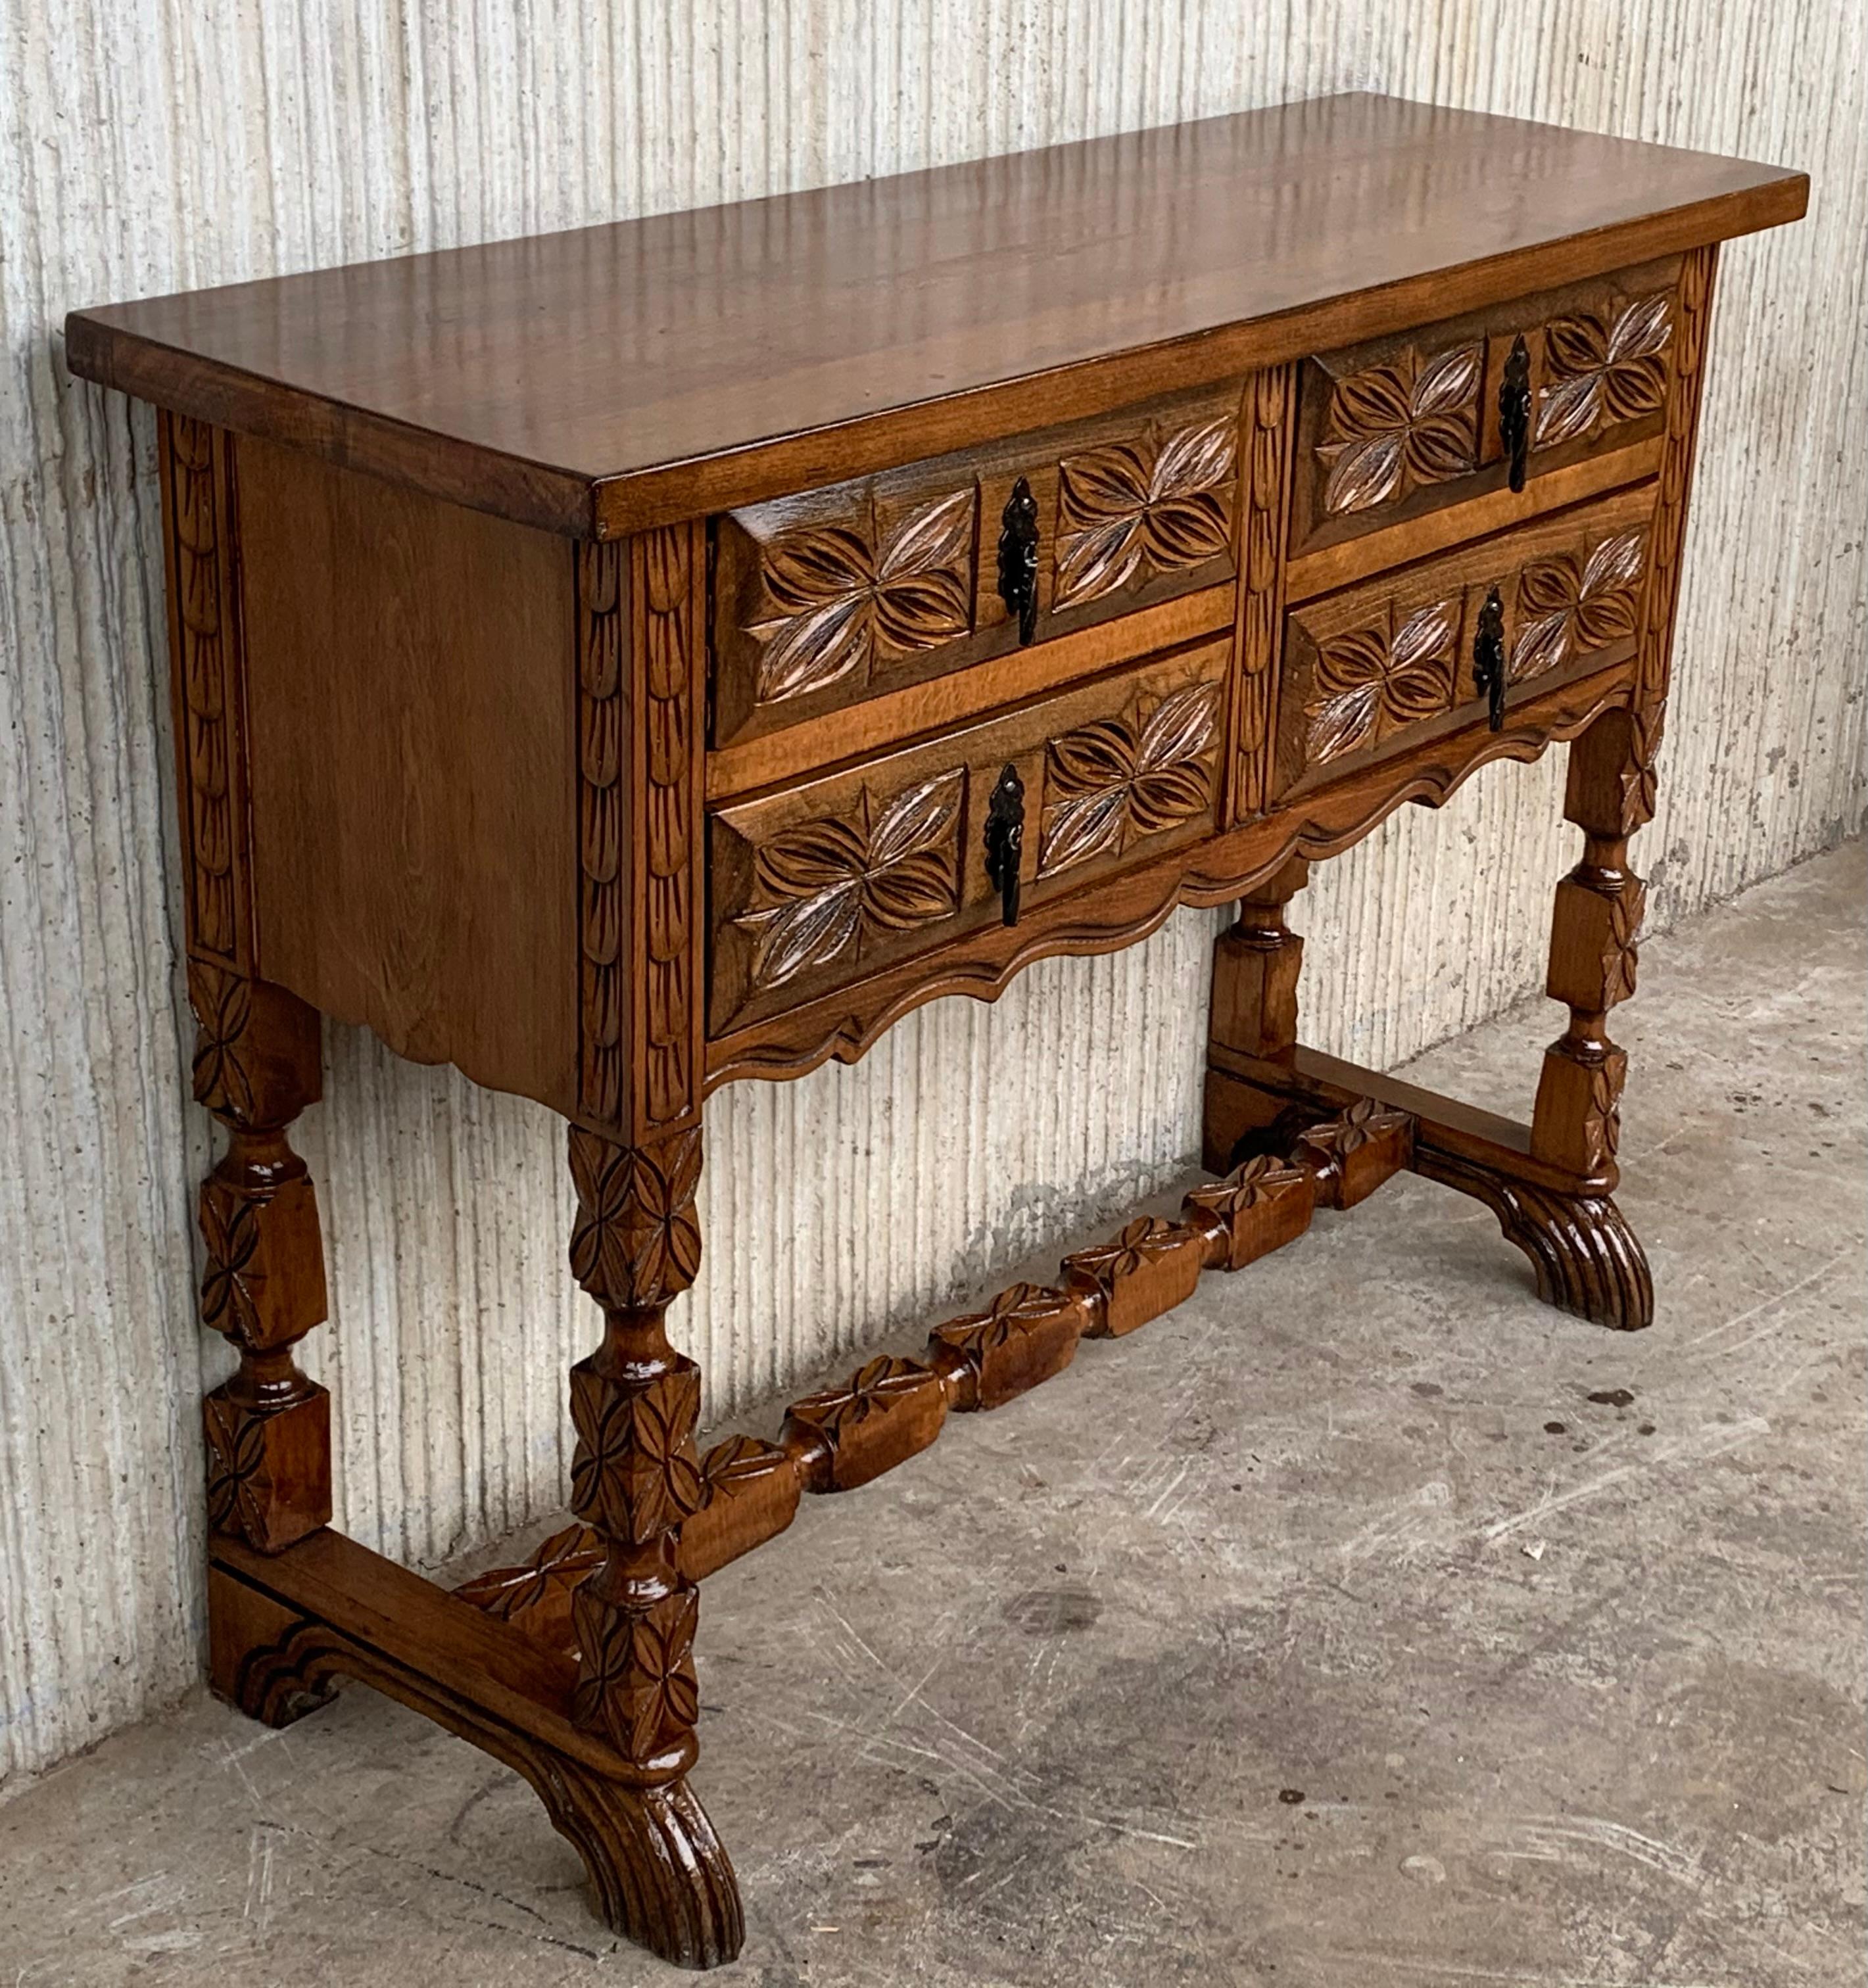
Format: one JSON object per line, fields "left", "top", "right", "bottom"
{"left": 577, "top": 522, "right": 706, "bottom": 1141}
{"left": 1228, "top": 364, "right": 1298, "bottom": 823}
{"left": 1624, "top": 241, "right": 1718, "bottom": 831}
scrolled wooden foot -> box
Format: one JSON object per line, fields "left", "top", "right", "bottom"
{"left": 1422, "top": 1152, "right": 1653, "bottom": 1331}
{"left": 531, "top": 1757, "right": 744, "bottom": 1970}
{"left": 213, "top": 1563, "right": 745, "bottom": 1968}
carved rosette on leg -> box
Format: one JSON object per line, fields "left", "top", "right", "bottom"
{"left": 563, "top": 1124, "right": 744, "bottom": 1967}
{"left": 190, "top": 959, "right": 332, "bottom": 1553}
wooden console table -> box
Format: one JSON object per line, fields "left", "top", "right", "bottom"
{"left": 67, "top": 94, "right": 1804, "bottom": 1968}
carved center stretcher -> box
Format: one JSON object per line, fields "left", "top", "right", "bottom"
{"left": 65, "top": 93, "right": 1806, "bottom": 1969}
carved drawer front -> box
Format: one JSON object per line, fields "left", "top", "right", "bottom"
{"left": 709, "top": 640, "right": 1232, "bottom": 1033}
{"left": 710, "top": 381, "right": 1244, "bottom": 751}
{"left": 1271, "top": 483, "right": 1657, "bottom": 801}
{"left": 1289, "top": 256, "right": 1682, "bottom": 565}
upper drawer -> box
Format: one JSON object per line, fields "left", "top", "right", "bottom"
{"left": 709, "top": 639, "right": 1230, "bottom": 1035}
{"left": 1289, "top": 256, "right": 1681, "bottom": 563}
{"left": 1270, "top": 483, "right": 1657, "bottom": 803}
{"left": 710, "top": 382, "right": 1243, "bottom": 749}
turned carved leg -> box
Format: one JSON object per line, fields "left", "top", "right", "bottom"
{"left": 187, "top": 959, "right": 345, "bottom": 1718}
{"left": 1463, "top": 707, "right": 1656, "bottom": 1328}
{"left": 1202, "top": 857, "right": 1311, "bottom": 1173}
{"left": 558, "top": 1122, "right": 743, "bottom": 1968}
{"left": 189, "top": 961, "right": 330, "bottom": 1557}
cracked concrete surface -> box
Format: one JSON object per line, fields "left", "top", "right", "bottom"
{"left": 1, "top": 843, "right": 1862, "bottom": 1988}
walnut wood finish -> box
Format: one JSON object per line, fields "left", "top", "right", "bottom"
{"left": 80, "top": 103, "right": 1796, "bottom": 1969}
{"left": 66, "top": 97, "right": 1803, "bottom": 537}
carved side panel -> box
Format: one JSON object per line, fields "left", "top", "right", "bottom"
{"left": 577, "top": 527, "right": 706, "bottom": 1140}
{"left": 1230, "top": 364, "right": 1297, "bottom": 823}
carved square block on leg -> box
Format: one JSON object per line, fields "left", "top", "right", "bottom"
{"left": 199, "top": 1165, "right": 329, "bottom": 1352}
{"left": 1065, "top": 1216, "right": 1208, "bottom": 1338}
{"left": 1292, "top": 1099, "right": 1414, "bottom": 1209}
{"left": 204, "top": 1383, "right": 332, "bottom": 1552}
{"left": 1183, "top": 1156, "right": 1317, "bottom": 1270}
{"left": 928, "top": 1281, "right": 1095, "bottom": 1411}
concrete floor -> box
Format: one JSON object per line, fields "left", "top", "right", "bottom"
{"left": 3, "top": 843, "right": 1863, "bottom": 1988}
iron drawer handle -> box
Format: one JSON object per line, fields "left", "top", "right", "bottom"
{"left": 1473, "top": 585, "right": 1508, "bottom": 732}
{"left": 1498, "top": 334, "right": 1532, "bottom": 493}
{"left": 997, "top": 477, "right": 1040, "bottom": 646}
{"left": 983, "top": 763, "right": 1025, "bottom": 926}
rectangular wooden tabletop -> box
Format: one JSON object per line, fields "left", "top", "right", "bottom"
{"left": 65, "top": 92, "right": 1804, "bottom": 538}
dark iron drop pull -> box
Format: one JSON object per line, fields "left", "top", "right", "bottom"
{"left": 1498, "top": 334, "right": 1532, "bottom": 494}
{"left": 997, "top": 477, "right": 1040, "bottom": 646}
{"left": 983, "top": 763, "right": 1025, "bottom": 927}
{"left": 1473, "top": 584, "right": 1508, "bottom": 732}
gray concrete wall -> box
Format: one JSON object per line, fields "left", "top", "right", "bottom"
{"left": 2, "top": 0, "right": 1863, "bottom": 1789}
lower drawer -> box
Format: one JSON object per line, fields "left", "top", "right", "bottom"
{"left": 1270, "top": 482, "right": 1657, "bottom": 802}
{"left": 708, "top": 639, "right": 1231, "bottom": 1034}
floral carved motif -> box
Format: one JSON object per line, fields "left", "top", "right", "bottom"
{"left": 1536, "top": 292, "right": 1673, "bottom": 450}
{"left": 167, "top": 413, "right": 241, "bottom": 962}
{"left": 204, "top": 1394, "right": 268, "bottom": 1538}
{"left": 736, "top": 770, "right": 963, "bottom": 989}
{"left": 199, "top": 1185, "right": 262, "bottom": 1346}
{"left": 568, "top": 1126, "right": 704, "bottom": 1314}
{"left": 1298, "top": 1095, "right": 1411, "bottom": 1158}
{"left": 748, "top": 490, "right": 975, "bottom": 705}
{"left": 1305, "top": 598, "right": 1458, "bottom": 767}
{"left": 1601, "top": 881, "right": 1647, "bottom": 1009}
{"left": 1319, "top": 343, "right": 1482, "bottom": 516}
{"left": 1512, "top": 528, "right": 1649, "bottom": 684}
{"left": 1038, "top": 680, "right": 1220, "bottom": 880}
{"left": 788, "top": 1356, "right": 937, "bottom": 1437}
{"left": 454, "top": 1523, "right": 604, "bottom": 1625}
{"left": 1182, "top": 1153, "right": 1308, "bottom": 1228}
{"left": 187, "top": 958, "right": 256, "bottom": 1123}
{"left": 1581, "top": 1053, "right": 1629, "bottom": 1173}
{"left": 935, "top": 1282, "right": 1072, "bottom": 1363}
{"left": 1064, "top": 1216, "right": 1187, "bottom": 1283}
{"left": 1054, "top": 414, "right": 1237, "bottom": 609}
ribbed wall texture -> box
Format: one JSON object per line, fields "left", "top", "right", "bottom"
{"left": 1, "top": 1, "right": 1862, "bottom": 1788}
